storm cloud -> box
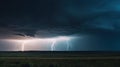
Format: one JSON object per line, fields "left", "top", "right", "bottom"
{"left": 0, "top": 0, "right": 120, "bottom": 51}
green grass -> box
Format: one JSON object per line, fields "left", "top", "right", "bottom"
{"left": 0, "top": 51, "right": 120, "bottom": 67}
{"left": 0, "top": 57, "right": 120, "bottom": 67}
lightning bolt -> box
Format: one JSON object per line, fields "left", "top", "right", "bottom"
{"left": 21, "top": 34, "right": 28, "bottom": 52}
{"left": 21, "top": 41, "right": 26, "bottom": 51}
{"left": 51, "top": 39, "right": 56, "bottom": 51}
{"left": 66, "top": 39, "right": 70, "bottom": 51}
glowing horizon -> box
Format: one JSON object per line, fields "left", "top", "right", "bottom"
{"left": 2, "top": 36, "right": 74, "bottom": 51}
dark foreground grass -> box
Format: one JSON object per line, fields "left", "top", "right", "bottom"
{"left": 0, "top": 51, "right": 120, "bottom": 67}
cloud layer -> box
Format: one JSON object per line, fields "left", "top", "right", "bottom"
{"left": 0, "top": 0, "right": 120, "bottom": 42}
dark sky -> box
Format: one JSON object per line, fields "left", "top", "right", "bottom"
{"left": 0, "top": 0, "right": 120, "bottom": 51}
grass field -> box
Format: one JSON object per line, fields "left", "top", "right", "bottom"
{"left": 0, "top": 51, "right": 120, "bottom": 67}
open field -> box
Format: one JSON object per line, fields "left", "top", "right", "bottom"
{"left": 0, "top": 51, "right": 120, "bottom": 67}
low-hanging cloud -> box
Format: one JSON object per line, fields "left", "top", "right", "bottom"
{"left": 0, "top": 0, "right": 120, "bottom": 39}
